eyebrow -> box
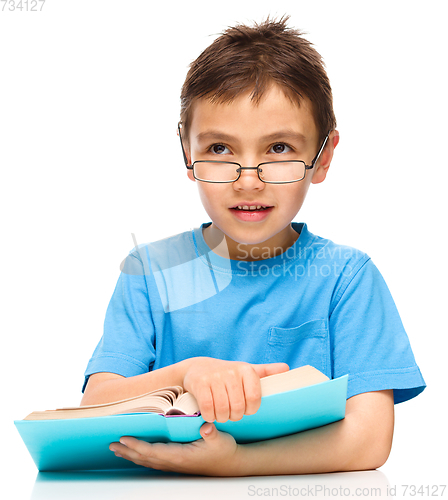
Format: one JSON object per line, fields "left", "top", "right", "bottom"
{"left": 195, "top": 130, "right": 308, "bottom": 145}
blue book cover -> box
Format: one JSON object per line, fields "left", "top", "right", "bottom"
{"left": 15, "top": 374, "right": 347, "bottom": 471}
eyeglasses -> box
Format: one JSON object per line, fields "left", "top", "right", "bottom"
{"left": 178, "top": 122, "right": 329, "bottom": 184}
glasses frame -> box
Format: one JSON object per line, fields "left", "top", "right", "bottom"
{"left": 178, "top": 122, "right": 329, "bottom": 184}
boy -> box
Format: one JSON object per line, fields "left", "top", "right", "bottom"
{"left": 81, "top": 17, "right": 425, "bottom": 476}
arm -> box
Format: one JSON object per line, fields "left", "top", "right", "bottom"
{"left": 232, "top": 389, "right": 394, "bottom": 475}
{"left": 110, "top": 389, "right": 394, "bottom": 476}
{"left": 80, "top": 360, "right": 193, "bottom": 406}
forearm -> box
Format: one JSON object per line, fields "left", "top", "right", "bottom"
{"left": 80, "top": 358, "right": 196, "bottom": 406}
{"left": 110, "top": 390, "right": 393, "bottom": 476}
{"left": 232, "top": 410, "right": 391, "bottom": 476}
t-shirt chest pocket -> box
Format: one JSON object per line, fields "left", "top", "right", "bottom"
{"left": 266, "top": 319, "right": 330, "bottom": 377}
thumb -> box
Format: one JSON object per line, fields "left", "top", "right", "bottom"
{"left": 251, "top": 362, "right": 289, "bottom": 379}
{"left": 200, "top": 422, "right": 218, "bottom": 441}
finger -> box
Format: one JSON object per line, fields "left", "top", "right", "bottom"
{"left": 199, "top": 422, "right": 217, "bottom": 440}
{"left": 225, "top": 377, "right": 246, "bottom": 421}
{"left": 110, "top": 438, "right": 150, "bottom": 464}
{"left": 199, "top": 423, "right": 235, "bottom": 451}
{"left": 241, "top": 367, "right": 262, "bottom": 415}
{"left": 251, "top": 362, "right": 289, "bottom": 379}
{"left": 195, "top": 385, "right": 216, "bottom": 423}
{"left": 111, "top": 437, "right": 175, "bottom": 469}
{"left": 118, "top": 436, "right": 151, "bottom": 453}
{"left": 210, "top": 382, "right": 230, "bottom": 423}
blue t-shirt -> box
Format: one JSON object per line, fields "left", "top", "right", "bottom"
{"left": 83, "top": 222, "right": 426, "bottom": 404}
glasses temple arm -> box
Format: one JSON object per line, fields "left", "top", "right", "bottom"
{"left": 309, "top": 133, "right": 330, "bottom": 167}
{"left": 178, "top": 123, "right": 192, "bottom": 168}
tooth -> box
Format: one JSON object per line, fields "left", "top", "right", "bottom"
{"left": 249, "top": 206, "right": 256, "bottom": 210}
{"left": 238, "top": 206, "right": 242, "bottom": 209}
{"left": 242, "top": 205, "right": 249, "bottom": 210}
{"left": 256, "top": 205, "right": 261, "bottom": 209}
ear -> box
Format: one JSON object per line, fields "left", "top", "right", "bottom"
{"left": 185, "top": 147, "right": 194, "bottom": 182}
{"left": 311, "top": 130, "right": 339, "bottom": 185}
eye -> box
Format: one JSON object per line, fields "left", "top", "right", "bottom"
{"left": 269, "top": 143, "right": 292, "bottom": 154}
{"left": 209, "top": 144, "right": 231, "bottom": 155}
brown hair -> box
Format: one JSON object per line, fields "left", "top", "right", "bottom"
{"left": 180, "top": 16, "right": 336, "bottom": 146}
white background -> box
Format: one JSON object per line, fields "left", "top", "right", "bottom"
{"left": 1, "top": 0, "right": 447, "bottom": 498}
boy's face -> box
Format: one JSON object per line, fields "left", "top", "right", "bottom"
{"left": 186, "top": 84, "right": 338, "bottom": 260}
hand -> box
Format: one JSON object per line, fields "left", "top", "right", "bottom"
{"left": 183, "top": 358, "right": 289, "bottom": 423}
{"left": 110, "top": 423, "right": 240, "bottom": 476}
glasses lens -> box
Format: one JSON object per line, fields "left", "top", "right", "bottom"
{"left": 259, "top": 161, "right": 306, "bottom": 183}
{"left": 192, "top": 161, "right": 307, "bottom": 183}
{"left": 193, "top": 162, "right": 239, "bottom": 182}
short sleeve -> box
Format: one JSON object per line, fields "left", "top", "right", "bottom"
{"left": 82, "top": 252, "right": 156, "bottom": 392}
{"left": 330, "top": 258, "right": 426, "bottom": 404}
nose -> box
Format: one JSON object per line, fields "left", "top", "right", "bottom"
{"left": 233, "top": 166, "right": 264, "bottom": 191}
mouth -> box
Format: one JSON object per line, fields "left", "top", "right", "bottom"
{"left": 230, "top": 204, "right": 273, "bottom": 211}
{"left": 229, "top": 203, "right": 274, "bottom": 222}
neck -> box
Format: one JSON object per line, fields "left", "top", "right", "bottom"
{"left": 203, "top": 224, "right": 300, "bottom": 261}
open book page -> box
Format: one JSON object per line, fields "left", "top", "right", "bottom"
{"left": 260, "top": 365, "right": 329, "bottom": 397}
{"left": 23, "top": 386, "right": 187, "bottom": 421}
{"left": 166, "top": 392, "right": 200, "bottom": 416}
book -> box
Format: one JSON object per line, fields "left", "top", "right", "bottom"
{"left": 14, "top": 366, "right": 348, "bottom": 472}
{"left": 22, "top": 386, "right": 200, "bottom": 420}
